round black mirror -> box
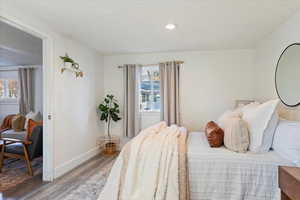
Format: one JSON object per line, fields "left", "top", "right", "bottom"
{"left": 275, "top": 43, "right": 300, "bottom": 107}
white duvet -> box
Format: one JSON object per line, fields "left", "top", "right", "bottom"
{"left": 188, "top": 131, "right": 294, "bottom": 200}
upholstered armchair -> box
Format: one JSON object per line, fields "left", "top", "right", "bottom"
{"left": 0, "top": 114, "right": 15, "bottom": 135}
{"left": 0, "top": 125, "right": 43, "bottom": 176}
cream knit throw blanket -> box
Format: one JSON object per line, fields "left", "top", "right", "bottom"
{"left": 98, "top": 122, "right": 189, "bottom": 200}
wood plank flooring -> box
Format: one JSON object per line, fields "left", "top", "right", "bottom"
{"left": 0, "top": 154, "right": 116, "bottom": 200}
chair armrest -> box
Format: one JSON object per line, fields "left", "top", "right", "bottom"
{"left": 0, "top": 128, "right": 9, "bottom": 134}
{"left": 1, "top": 138, "right": 32, "bottom": 145}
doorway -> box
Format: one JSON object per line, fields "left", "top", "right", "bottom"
{"left": 0, "top": 14, "right": 55, "bottom": 187}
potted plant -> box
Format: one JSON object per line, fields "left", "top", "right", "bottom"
{"left": 98, "top": 94, "right": 121, "bottom": 154}
{"left": 60, "top": 53, "right": 83, "bottom": 77}
{"left": 60, "top": 53, "right": 79, "bottom": 69}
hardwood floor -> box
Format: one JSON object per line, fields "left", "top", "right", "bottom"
{"left": 1, "top": 174, "right": 46, "bottom": 200}
{"left": 0, "top": 154, "right": 116, "bottom": 200}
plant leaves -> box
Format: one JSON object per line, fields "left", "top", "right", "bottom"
{"left": 98, "top": 94, "right": 121, "bottom": 123}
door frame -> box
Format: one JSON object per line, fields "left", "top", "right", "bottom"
{"left": 0, "top": 14, "right": 55, "bottom": 181}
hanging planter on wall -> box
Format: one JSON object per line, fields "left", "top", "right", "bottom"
{"left": 60, "top": 53, "right": 84, "bottom": 78}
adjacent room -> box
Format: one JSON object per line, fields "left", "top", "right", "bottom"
{"left": 1, "top": 0, "right": 300, "bottom": 200}
{"left": 0, "top": 20, "right": 43, "bottom": 195}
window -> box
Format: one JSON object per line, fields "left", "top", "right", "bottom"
{"left": 139, "top": 66, "right": 160, "bottom": 112}
{"left": 0, "top": 79, "right": 18, "bottom": 102}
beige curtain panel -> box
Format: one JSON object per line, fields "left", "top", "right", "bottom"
{"left": 159, "top": 61, "right": 182, "bottom": 126}
{"left": 18, "top": 67, "right": 34, "bottom": 115}
{"left": 123, "top": 64, "right": 141, "bottom": 138}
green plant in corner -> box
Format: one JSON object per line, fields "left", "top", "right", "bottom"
{"left": 98, "top": 94, "right": 121, "bottom": 138}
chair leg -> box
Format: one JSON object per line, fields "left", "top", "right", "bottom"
{"left": 23, "top": 144, "right": 33, "bottom": 176}
{"left": 0, "top": 141, "right": 5, "bottom": 173}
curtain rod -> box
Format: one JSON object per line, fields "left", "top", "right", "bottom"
{"left": 118, "top": 61, "right": 184, "bottom": 68}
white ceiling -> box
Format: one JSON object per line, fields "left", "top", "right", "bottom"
{"left": 0, "top": 46, "right": 42, "bottom": 67}
{"left": 9, "top": 0, "right": 300, "bottom": 54}
{"left": 0, "top": 21, "right": 43, "bottom": 67}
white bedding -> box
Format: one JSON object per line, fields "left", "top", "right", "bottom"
{"left": 188, "top": 131, "right": 294, "bottom": 200}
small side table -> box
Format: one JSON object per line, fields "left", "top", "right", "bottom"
{"left": 97, "top": 136, "right": 120, "bottom": 155}
{"left": 279, "top": 166, "right": 300, "bottom": 200}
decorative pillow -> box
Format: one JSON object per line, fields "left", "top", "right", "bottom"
{"left": 217, "top": 110, "right": 242, "bottom": 129}
{"left": 242, "top": 99, "right": 279, "bottom": 153}
{"left": 217, "top": 102, "right": 259, "bottom": 128}
{"left": 26, "top": 119, "right": 43, "bottom": 140}
{"left": 24, "top": 111, "right": 42, "bottom": 130}
{"left": 224, "top": 117, "right": 249, "bottom": 153}
{"left": 11, "top": 114, "right": 26, "bottom": 132}
{"left": 205, "top": 121, "right": 224, "bottom": 147}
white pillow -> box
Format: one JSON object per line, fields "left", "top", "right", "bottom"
{"left": 24, "top": 111, "right": 42, "bottom": 129}
{"left": 217, "top": 102, "right": 260, "bottom": 129}
{"left": 272, "top": 120, "right": 300, "bottom": 166}
{"left": 242, "top": 99, "right": 279, "bottom": 153}
{"left": 262, "top": 111, "right": 279, "bottom": 151}
{"left": 240, "top": 101, "right": 260, "bottom": 113}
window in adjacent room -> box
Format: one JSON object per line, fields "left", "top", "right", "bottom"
{"left": 139, "top": 65, "right": 160, "bottom": 112}
{"left": 0, "top": 71, "right": 19, "bottom": 103}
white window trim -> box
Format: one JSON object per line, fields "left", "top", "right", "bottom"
{"left": 140, "top": 110, "right": 160, "bottom": 114}
{"left": 0, "top": 98, "right": 18, "bottom": 105}
{"left": 0, "top": 78, "right": 19, "bottom": 104}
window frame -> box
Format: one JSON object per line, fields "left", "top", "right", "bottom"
{"left": 0, "top": 78, "right": 19, "bottom": 105}
{"left": 139, "top": 65, "right": 161, "bottom": 113}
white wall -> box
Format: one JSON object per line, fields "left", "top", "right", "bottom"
{"left": 0, "top": 103, "right": 18, "bottom": 121}
{"left": 53, "top": 39, "right": 104, "bottom": 176}
{"left": 53, "top": 40, "right": 104, "bottom": 178}
{"left": 1, "top": 1, "right": 105, "bottom": 178}
{"left": 104, "top": 50, "right": 256, "bottom": 134}
{"left": 254, "top": 10, "right": 300, "bottom": 121}
{"left": 255, "top": 10, "right": 300, "bottom": 102}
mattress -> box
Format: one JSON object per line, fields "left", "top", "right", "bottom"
{"left": 187, "top": 131, "right": 294, "bottom": 200}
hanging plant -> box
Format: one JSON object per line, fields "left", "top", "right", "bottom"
{"left": 60, "top": 53, "right": 83, "bottom": 78}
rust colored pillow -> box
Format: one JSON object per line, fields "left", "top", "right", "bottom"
{"left": 26, "top": 119, "right": 43, "bottom": 140}
{"left": 205, "top": 121, "right": 224, "bottom": 147}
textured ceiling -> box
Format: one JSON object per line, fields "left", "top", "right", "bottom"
{"left": 5, "top": 0, "right": 300, "bottom": 54}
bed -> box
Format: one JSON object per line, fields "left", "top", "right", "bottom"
{"left": 99, "top": 121, "right": 296, "bottom": 200}
{"left": 188, "top": 131, "right": 294, "bottom": 200}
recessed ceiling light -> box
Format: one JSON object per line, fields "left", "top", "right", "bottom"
{"left": 165, "top": 24, "right": 176, "bottom": 30}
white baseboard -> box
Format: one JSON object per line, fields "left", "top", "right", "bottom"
{"left": 54, "top": 147, "right": 101, "bottom": 179}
